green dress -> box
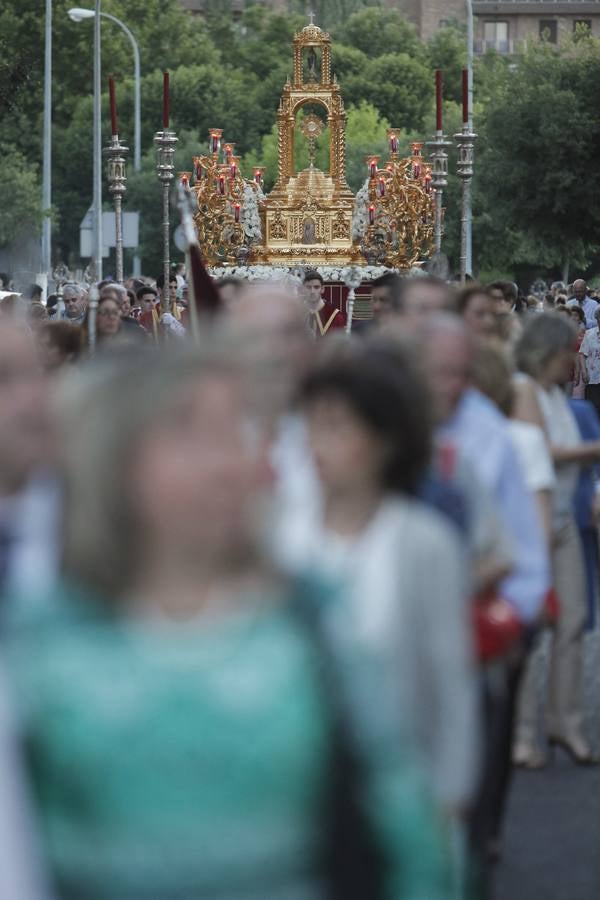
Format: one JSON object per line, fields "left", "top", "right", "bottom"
{"left": 2, "top": 582, "right": 450, "bottom": 900}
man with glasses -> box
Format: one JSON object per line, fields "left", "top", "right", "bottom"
{"left": 60, "top": 283, "right": 88, "bottom": 326}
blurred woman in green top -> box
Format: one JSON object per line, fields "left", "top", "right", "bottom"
{"left": 3, "top": 340, "right": 450, "bottom": 900}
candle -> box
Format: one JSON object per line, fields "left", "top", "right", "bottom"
{"left": 413, "top": 162, "right": 421, "bottom": 179}
{"left": 389, "top": 133, "right": 398, "bottom": 154}
{"left": 108, "top": 75, "right": 118, "bottom": 136}
{"left": 180, "top": 174, "right": 189, "bottom": 187}
{"left": 424, "top": 172, "right": 432, "bottom": 194}
{"left": 435, "top": 69, "right": 443, "bottom": 132}
{"left": 162, "top": 71, "right": 170, "bottom": 129}
{"left": 234, "top": 203, "right": 241, "bottom": 223}
{"left": 369, "top": 158, "right": 377, "bottom": 178}
{"left": 218, "top": 174, "right": 225, "bottom": 195}
{"left": 254, "top": 168, "right": 263, "bottom": 183}
{"left": 230, "top": 160, "right": 237, "bottom": 179}
{"left": 368, "top": 204, "right": 375, "bottom": 226}
{"left": 194, "top": 159, "right": 203, "bottom": 180}
{"left": 462, "top": 68, "right": 469, "bottom": 125}
{"left": 378, "top": 177, "right": 385, "bottom": 197}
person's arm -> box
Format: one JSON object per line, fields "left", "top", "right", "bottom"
{"left": 552, "top": 442, "right": 600, "bottom": 465}
{"left": 534, "top": 488, "right": 553, "bottom": 544}
{"left": 512, "top": 377, "right": 547, "bottom": 434}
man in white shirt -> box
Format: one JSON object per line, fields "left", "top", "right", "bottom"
{"left": 580, "top": 306, "right": 600, "bottom": 417}
{"left": 567, "top": 278, "right": 598, "bottom": 329}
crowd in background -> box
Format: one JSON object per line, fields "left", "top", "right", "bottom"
{"left": 0, "top": 266, "right": 599, "bottom": 900}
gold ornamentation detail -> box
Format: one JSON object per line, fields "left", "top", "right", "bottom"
{"left": 269, "top": 211, "right": 287, "bottom": 239}
{"left": 332, "top": 211, "right": 349, "bottom": 240}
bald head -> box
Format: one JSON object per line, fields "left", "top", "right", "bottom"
{"left": 395, "top": 277, "right": 452, "bottom": 333}
{"left": 0, "top": 323, "right": 52, "bottom": 493}
{"left": 573, "top": 279, "right": 587, "bottom": 302}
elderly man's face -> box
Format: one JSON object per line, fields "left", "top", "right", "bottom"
{"left": 63, "top": 288, "right": 87, "bottom": 319}
{"left": 119, "top": 294, "right": 131, "bottom": 318}
{"left": 574, "top": 280, "right": 587, "bottom": 302}
{"left": 402, "top": 282, "right": 450, "bottom": 331}
{"left": 427, "top": 329, "right": 472, "bottom": 423}
{"left": 0, "top": 325, "right": 51, "bottom": 492}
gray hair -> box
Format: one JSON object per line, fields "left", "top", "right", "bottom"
{"left": 100, "top": 282, "right": 127, "bottom": 301}
{"left": 515, "top": 312, "right": 577, "bottom": 378}
{"left": 62, "top": 282, "right": 88, "bottom": 300}
{"left": 59, "top": 338, "right": 243, "bottom": 599}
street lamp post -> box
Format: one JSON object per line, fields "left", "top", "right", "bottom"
{"left": 68, "top": 7, "right": 142, "bottom": 273}
{"left": 466, "top": 0, "right": 474, "bottom": 274}
{"left": 42, "top": 0, "right": 52, "bottom": 279}
{"left": 93, "top": 0, "right": 102, "bottom": 280}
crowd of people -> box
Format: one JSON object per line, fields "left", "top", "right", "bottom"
{"left": 0, "top": 265, "right": 599, "bottom": 900}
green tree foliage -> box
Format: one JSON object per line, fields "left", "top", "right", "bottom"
{"left": 334, "top": 7, "right": 421, "bottom": 59}
{"left": 0, "top": 150, "right": 42, "bottom": 247}
{"left": 426, "top": 23, "right": 467, "bottom": 105}
{"left": 475, "top": 36, "right": 600, "bottom": 273}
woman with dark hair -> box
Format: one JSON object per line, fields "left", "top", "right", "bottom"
{"left": 2, "top": 344, "right": 450, "bottom": 900}
{"left": 294, "top": 340, "right": 477, "bottom": 817}
{"left": 455, "top": 285, "right": 496, "bottom": 338}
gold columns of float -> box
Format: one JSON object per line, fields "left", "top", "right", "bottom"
{"left": 272, "top": 23, "right": 350, "bottom": 194}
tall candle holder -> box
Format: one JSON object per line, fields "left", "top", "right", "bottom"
{"left": 426, "top": 130, "right": 452, "bottom": 254}
{"left": 454, "top": 124, "right": 477, "bottom": 283}
{"left": 103, "top": 134, "right": 129, "bottom": 283}
{"left": 154, "top": 128, "right": 179, "bottom": 312}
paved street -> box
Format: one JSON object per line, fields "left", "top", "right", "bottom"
{"left": 493, "top": 630, "right": 600, "bottom": 900}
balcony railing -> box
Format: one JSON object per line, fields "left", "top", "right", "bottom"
{"left": 474, "top": 37, "right": 516, "bottom": 53}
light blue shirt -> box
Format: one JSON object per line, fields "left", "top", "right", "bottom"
{"left": 439, "top": 389, "right": 550, "bottom": 623}
{"left": 567, "top": 295, "right": 598, "bottom": 329}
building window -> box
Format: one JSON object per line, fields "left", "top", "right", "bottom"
{"left": 539, "top": 20, "right": 558, "bottom": 44}
{"left": 483, "top": 21, "right": 509, "bottom": 53}
{"left": 573, "top": 19, "right": 592, "bottom": 39}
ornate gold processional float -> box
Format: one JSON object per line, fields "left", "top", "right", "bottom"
{"left": 183, "top": 23, "right": 439, "bottom": 275}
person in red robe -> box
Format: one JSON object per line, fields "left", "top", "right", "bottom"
{"left": 303, "top": 270, "right": 346, "bottom": 337}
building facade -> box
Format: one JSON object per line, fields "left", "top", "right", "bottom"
{"left": 472, "top": 1, "right": 600, "bottom": 53}
{"left": 180, "top": 0, "right": 600, "bottom": 50}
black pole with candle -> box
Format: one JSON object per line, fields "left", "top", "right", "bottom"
{"left": 103, "top": 75, "right": 129, "bottom": 289}
{"left": 155, "top": 71, "right": 178, "bottom": 314}
{"left": 454, "top": 68, "right": 477, "bottom": 283}
{"left": 426, "top": 70, "right": 451, "bottom": 255}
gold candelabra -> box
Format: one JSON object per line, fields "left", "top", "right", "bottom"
{"left": 359, "top": 138, "right": 435, "bottom": 268}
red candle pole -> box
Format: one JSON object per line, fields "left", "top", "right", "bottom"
{"left": 435, "top": 69, "right": 443, "bottom": 132}
{"left": 462, "top": 68, "right": 469, "bottom": 125}
{"left": 108, "top": 75, "right": 118, "bottom": 137}
{"left": 163, "top": 71, "right": 170, "bottom": 129}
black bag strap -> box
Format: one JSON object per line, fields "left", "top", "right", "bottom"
{"left": 288, "top": 577, "right": 384, "bottom": 900}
